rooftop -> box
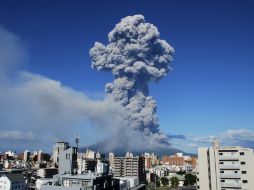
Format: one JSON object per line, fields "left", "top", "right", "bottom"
{"left": 2, "top": 173, "right": 25, "bottom": 182}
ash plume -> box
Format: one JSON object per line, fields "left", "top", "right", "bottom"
{"left": 90, "top": 15, "right": 174, "bottom": 146}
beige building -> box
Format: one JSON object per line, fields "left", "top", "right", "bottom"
{"left": 197, "top": 140, "right": 254, "bottom": 190}
{"left": 112, "top": 152, "right": 146, "bottom": 183}
{"left": 143, "top": 152, "right": 158, "bottom": 169}
{"left": 108, "top": 152, "right": 115, "bottom": 167}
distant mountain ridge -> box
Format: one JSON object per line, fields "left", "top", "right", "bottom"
{"left": 79, "top": 138, "right": 186, "bottom": 158}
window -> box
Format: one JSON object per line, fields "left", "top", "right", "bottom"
{"left": 242, "top": 180, "right": 248, "bottom": 183}
{"left": 242, "top": 171, "right": 247, "bottom": 174}
{"left": 221, "top": 180, "right": 225, "bottom": 182}
{"left": 82, "top": 181, "right": 89, "bottom": 187}
{"left": 220, "top": 171, "right": 224, "bottom": 173}
{"left": 235, "top": 171, "right": 238, "bottom": 173}
{"left": 219, "top": 162, "right": 224, "bottom": 164}
{"left": 219, "top": 153, "right": 223, "bottom": 155}
{"left": 240, "top": 152, "right": 244, "bottom": 155}
{"left": 241, "top": 161, "right": 246, "bottom": 165}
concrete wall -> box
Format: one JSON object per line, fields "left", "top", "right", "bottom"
{"left": 59, "top": 147, "right": 77, "bottom": 175}
{"left": 197, "top": 148, "right": 210, "bottom": 190}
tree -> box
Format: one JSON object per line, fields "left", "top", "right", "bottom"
{"left": 170, "top": 176, "right": 179, "bottom": 188}
{"left": 160, "top": 177, "right": 169, "bottom": 186}
{"left": 176, "top": 171, "right": 186, "bottom": 175}
{"left": 150, "top": 173, "right": 160, "bottom": 188}
{"left": 156, "top": 176, "right": 160, "bottom": 187}
{"left": 184, "top": 173, "right": 197, "bottom": 186}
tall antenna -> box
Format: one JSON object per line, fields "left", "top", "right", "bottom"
{"left": 74, "top": 134, "right": 80, "bottom": 151}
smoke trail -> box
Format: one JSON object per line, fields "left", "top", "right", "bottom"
{"left": 90, "top": 15, "right": 174, "bottom": 145}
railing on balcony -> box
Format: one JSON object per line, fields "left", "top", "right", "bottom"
{"left": 221, "top": 182, "right": 242, "bottom": 188}
{"left": 219, "top": 155, "right": 239, "bottom": 160}
{"left": 219, "top": 164, "right": 240, "bottom": 169}
{"left": 220, "top": 173, "right": 241, "bottom": 178}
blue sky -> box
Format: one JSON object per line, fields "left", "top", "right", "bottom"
{"left": 0, "top": 0, "right": 254, "bottom": 153}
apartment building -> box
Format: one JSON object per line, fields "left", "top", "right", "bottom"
{"left": 143, "top": 153, "right": 158, "bottom": 169}
{"left": 162, "top": 153, "right": 197, "bottom": 171}
{"left": 0, "top": 173, "right": 26, "bottom": 190}
{"left": 53, "top": 142, "right": 70, "bottom": 164}
{"left": 162, "top": 154, "right": 184, "bottom": 166}
{"left": 197, "top": 140, "right": 254, "bottom": 190}
{"left": 112, "top": 153, "right": 146, "bottom": 183}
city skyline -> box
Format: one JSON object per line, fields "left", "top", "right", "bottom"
{"left": 0, "top": 0, "right": 254, "bottom": 153}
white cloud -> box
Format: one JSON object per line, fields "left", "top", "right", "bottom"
{"left": 189, "top": 129, "right": 254, "bottom": 147}
{"left": 169, "top": 129, "right": 254, "bottom": 153}
{"left": 190, "top": 135, "right": 216, "bottom": 144}
{"left": 222, "top": 129, "right": 254, "bottom": 141}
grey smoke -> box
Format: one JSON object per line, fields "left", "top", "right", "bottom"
{"left": 90, "top": 15, "right": 174, "bottom": 145}
{"left": 0, "top": 15, "right": 174, "bottom": 152}
{"left": 0, "top": 25, "right": 125, "bottom": 151}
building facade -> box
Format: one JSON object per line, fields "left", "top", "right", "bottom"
{"left": 53, "top": 142, "right": 70, "bottom": 164}
{"left": 142, "top": 153, "right": 158, "bottom": 170}
{"left": 39, "top": 174, "right": 119, "bottom": 190}
{"left": 77, "top": 158, "right": 97, "bottom": 174}
{"left": 197, "top": 140, "right": 254, "bottom": 190}
{"left": 37, "top": 168, "right": 58, "bottom": 178}
{"left": 112, "top": 153, "right": 146, "bottom": 183}
{"left": 23, "top": 150, "right": 30, "bottom": 162}
{"left": 0, "top": 173, "right": 26, "bottom": 190}
{"left": 59, "top": 147, "right": 78, "bottom": 175}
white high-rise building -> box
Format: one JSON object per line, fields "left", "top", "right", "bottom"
{"left": 23, "top": 150, "right": 30, "bottom": 162}
{"left": 197, "top": 140, "right": 254, "bottom": 190}
{"left": 108, "top": 152, "right": 115, "bottom": 167}
{"left": 53, "top": 142, "right": 70, "bottom": 164}
{"left": 37, "top": 150, "right": 43, "bottom": 162}
{"left": 83, "top": 149, "right": 96, "bottom": 159}
{"left": 4, "top": 151, "right": 16, "bottom": 158}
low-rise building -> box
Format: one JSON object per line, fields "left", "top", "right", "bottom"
{"left": 162, "top": 153, "right": 197, "bottom": 172}
{"left": 0, "top": 173, "right": 26, "bottom": 190}
{"left": 77, "top": 158, "right": 97, "bottom": 174}
{"left": 39, "top": 173, "right": 119, "bottom": 190}
{"left": 37, "top": 168, "right": 58, "bottom": 178}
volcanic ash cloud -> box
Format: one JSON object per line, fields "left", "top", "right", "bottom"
{"left": 90, "top": 15, "right": 174, "bottom": 145}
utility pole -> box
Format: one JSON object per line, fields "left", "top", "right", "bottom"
{"left": 74, "top": 134, "right": 80, "bottom": 151}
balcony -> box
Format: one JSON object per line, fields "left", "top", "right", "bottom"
{"left": 220, "top": 173, "right": 241, "bottom": 178}
{"left": 221, "top": 182, "right": 242, "bottom": 188}
{"left": 219, "top": 155, "right": 239, "bottom": 160}
{"left": 219, "top": 164, "right": 240, "bottom": 169}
